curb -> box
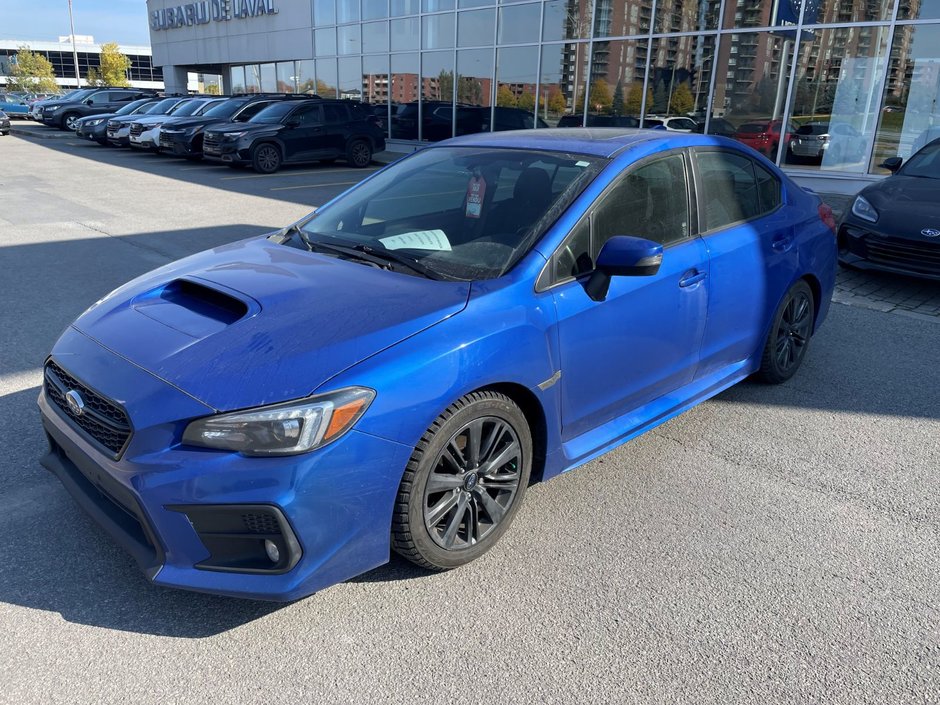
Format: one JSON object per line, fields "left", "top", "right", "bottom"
{"left": 11, "top": 125, "right": 74, "bottom": 140}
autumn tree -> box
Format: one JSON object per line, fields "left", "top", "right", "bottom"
{"left": 205, "top": 83, "right": 221, "bottom": 95}
{"left": 611, "top": 80, "right": 624, "bottom": 115}
{"left": 669, "top": 82, "right": 694, "bottom": 115}
{"left": 588, "top": 79, "right": 612, "bottom": 112}
{"left": 547, "top": 87, "right": 567, "bottom": 114}
{"left": 517, "top": 91, "right": 535, "bottom": 112}
{"left": 97, "top": 42, "right": 131, "bottom": 87}
{"left": 624, "top": 84, "right": 652, "bottom": 115}
{"left": 496, "top": 84, "right": 516, "bottom": 107}
{"left": 5, "top": 47, "right": 58, "bottom": 94}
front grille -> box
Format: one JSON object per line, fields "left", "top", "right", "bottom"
{"left": 107, "top": 121, "right": 119, "bottom": 135}
{"left": 866, "top": 236, "right": 940, "bottom": 275}
{"left": 129, "top": 123, "right": 145, "bottom": 137}
{"left": 159, "top": 132, "right": 175, "bottom": 149}
{"left": 203, "top": 133, "right": 221, "bottom": 149}
{"left": 44, "top": 361, "right": 132, "bottom": 458}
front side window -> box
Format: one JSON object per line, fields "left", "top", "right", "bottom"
{"left": 298, "top": 147, "right": 604, "bottom": 280}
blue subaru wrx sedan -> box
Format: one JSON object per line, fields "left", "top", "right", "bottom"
{"left": 39, "top": 129, "right": 837, "bottom": 600}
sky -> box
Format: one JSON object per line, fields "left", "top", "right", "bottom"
{"left": 0, "top": 0, "right": 151, "bottom": 47}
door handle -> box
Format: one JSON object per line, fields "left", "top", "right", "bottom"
{"left": 679, "top": 271, "right": 706, "bottom": 288}
{"left": 772, "top": 234, "right": 794, "bottom": 251}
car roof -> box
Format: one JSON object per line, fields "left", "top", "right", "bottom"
{"left": 445, "top": 127, "right": 708, "bottom": 157}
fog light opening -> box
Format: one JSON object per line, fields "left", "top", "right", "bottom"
{"left": 264, "top": 539, "right": 280, "bottom": 564}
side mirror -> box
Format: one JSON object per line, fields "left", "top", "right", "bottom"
{"left": 285, "top": 116, "right": 302, "bottom": 128}
{"left": 879, "top": 156, "right": 902, "bottom": 173}
{"left": 585, "top": 236, "right": 664, "bottom": 302}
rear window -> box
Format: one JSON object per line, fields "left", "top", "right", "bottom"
{"left": 797, "top": 124, "right": 828, "bottom": 135}
{"left": 738, "top": 124, "right": 765, "bottom": 134}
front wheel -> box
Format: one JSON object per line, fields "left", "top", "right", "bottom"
{"left": 346, "top": 139, "right": 372, "bottom": 168}
{"left": 61, "top": 113, "right": 80, "bottom": 131}
{"left": 757, "top": 280, "right": 815, "bottom": 384}
{"left": 392, "top": 391, "right": 532, "bottom": 570}
{"left": 251, "top": 143, "right": 281, "bottom": 174}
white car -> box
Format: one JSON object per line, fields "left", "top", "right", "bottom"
{"left": 129, "top": 97, "right": 224, "bottom": 150}
{"left": 645, "top": 115, "right": 698, "bottom": 132}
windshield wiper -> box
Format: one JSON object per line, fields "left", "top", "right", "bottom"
{"left": 349, "top": 243, "right": 448, "bottom": 281}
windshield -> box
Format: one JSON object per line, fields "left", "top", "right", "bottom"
{"left": 298, "top": 147, "right": 604, "bottom": 280}
{"left": 249, "top": 101, "right": 298, "bottom": 123}
{"left": 202, "top": 99, "right": 245, "bottom": 119}
{"left": 150, "top": 98, "right": 185, "bottom": 114}
{"left": 60, "top": 89, "right": 95, "bottom": 103}
{"left": 900, "top": 141, "right": 940, "bottom": 179}
{"left": 169, "top": 100, "right": 207, "bottom": 117}
{"left": 115, "top": 99, "right": 152, "bottom": 116}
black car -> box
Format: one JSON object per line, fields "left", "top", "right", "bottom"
{"left": 390, "top": 102, "right": 485, "bottom": 141}
{"left": 159, "top": 94, "right": 310, "bottom": 159}
{"left": 693, "top": 117, "right": 737, "bottom": 138}
{"left": 74, "top": 98, "right": 161, "bottom": 145}
{"left": 202, "top": 99, "right": 385, "bottom": 173}
{"left": 485, "top": 107, "right": 549, "bottom": 132}
{"left": 39, "top": 87, "right": 156, "bottom": 131}
{"left": 0, "top": 110, "right": 10, "bottom": 135}
{"left": 839, "top": 139, "right": 940, "bottom": 281}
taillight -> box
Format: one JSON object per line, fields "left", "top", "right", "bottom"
{"left": 818, "top": 203, "right": 837, "bottom": 235}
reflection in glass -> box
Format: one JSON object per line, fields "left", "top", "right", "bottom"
{"left": 498, "top": 3, "right": 541, "bottom": 45}
{"left": 391, "top": 53, "right": 420, "bottom": 138}
{"left": 363, "top": 0, "right": 389, "bottom": 20}
{"left": 495, "top": 46, "right": 539, "bottom": 127}
{"left": 338, "top": 24, "right": 361, "bottom": 55}
{"left": 710, "top": 32, "right": 796, "bottom": 161}
{"left": 541, "top": 42, "right": 589, "bottom": 126}
{"left": 316, "top": 58, "right": 339, "bottom": 98}
{"left": 899, "top": 0, "right": 940, "bottom": 19}
{"left": 246, "top": 64, "right": 262, "bottom": 93}
{"left": 812, "top": 0, "right": 894, "bottom": 23}
{"left": 391, "top": 0, "right": 420, "bottom": 15}
{"left": 655, "top": 0, "right": 720, "bottom": 34}
{"left": 649, "top": 35, "right": 715, "bottom": 120}
{"left": 276, "top": 62, "right": 297, "bottom": 93}
{"left": 722, "top": 0, "right": 792, "bottom": 29}
{"left": 542, "top": 0, "right": 593, "bottom": 41}
{"left": 337, "top": 0, "right": 360, "bottom": 23}
{"left": 339, "top": 56, "right": 363, "bottom": 100}
{"left": 423, "top": 0, "right": 456, "bottom": 10}
{"left": 459, "top": 8, "right": 496, "bottom": 47}
{"left": 363, "top": 20, "right": 389, "bottom": 53}
{"left": 296, "top": 60, "right": 317, "bottom": 94}
{"left": 457, "top": 49, "right": 494, "bottom": 135}
{"left": 391, "top": 17, "right": 420, "bottom": 51}
{"left": 315, "top": 27, "right": 337, "bottom": 57}
{"left": 230, "top": 66, "right": 246, "bottom": 94}
{"left": 787, "top": 26, "right": 889, "bottom": 172}
{"left": 423, "top": 12, "right": 456, "bottom": 49}
{"left": 363, "top": 54, "right": 390, "bottom": 136}
{"left": 588, "top": 40, "right": 649, "bottom": 123}
{"left": 873, "top": 24, "right": 940, "bottom": 173}
{"left": 594, "top": 0, "right": 652, "bottom": 38}
{"left": 422, "top": 51, "right": 457, "bottom": 141}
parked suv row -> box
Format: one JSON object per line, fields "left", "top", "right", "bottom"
{"left": 80, "top": 93, "right": 385, "bottom": 173}
{"left": 35, "top": 87, "right": 158, "bottom": 130}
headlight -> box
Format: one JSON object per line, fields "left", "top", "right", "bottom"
{"left": 225, "top": 131, "right": 247, "bottom": 139}
{"left": 45, "top": 105, "right": 61, "bottom": 112}
{"left": 851, "top": 195, "right": 878, "bottom": 223}
{"left": 182, "top": 387, "right": 375, "bottom": 456}
{"left": 87, "top": 119, "right": 103, "bottom": 126}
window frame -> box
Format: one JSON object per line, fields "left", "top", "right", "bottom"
{"left": 689, "top": 147, "right": 785, "bottom": 236}
{"left": 536, "top": 148, "right": 697, "bottom": 293}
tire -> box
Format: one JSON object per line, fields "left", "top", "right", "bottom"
{"left": 251, "top": 142, "right": 281, "bottom": 174}
{"left": 61, "top": 113, "right": 80, "bottom": 131}
{"left": 756, "top": 280, "right": 815, "bottom": 384}
{"left": 392, "top": 391, "right": 532, "bottom": 571}
{"left": 346, "top": 139, "right": 372, "bottom": 168}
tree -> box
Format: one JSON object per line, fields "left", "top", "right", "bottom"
{"left": 316, "top": 79, "right": 336, "bottom": 98}
{"left": 5, "top": 47, "right": 58, "bottom": 94}
{"left": 547, "top": 87, "right": 567, "bottom": 114}
{"left": 97, "top": 42, "right": 132, "bottom": 87}
{"left": 652, "top": 80, "right": 668, "bottom": 113}
{"left": 669, "top": 82, "right": 694, "bottom": 115}
{"left": 457, "top": 76, "right": 482, "bottom": 105}
{"left": 624, "top": 84, "right": 652, "bottom": 115}
{"left": 496, "top": 84, "right": 516, "bottom": 107}
{"left": 611, "top": 80, "right": 624, "bottom": 115}
{"left": 517, "top": 91, "right": 535, "bottom": 112}
{"left": 588, "top": 79, "right": 612, "bottom": 112}
{"left": 85, "top": 67, "right": 105, "bottom": 87}
{"left": 436, "top": 69, "right": 454, "bottom": 102}
{"left": 205, "top": 83, "right": 221, "bottom": 95}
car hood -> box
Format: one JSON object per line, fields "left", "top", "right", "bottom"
{"left": 78, "top": 112, "right": 118, "bottom": 123}
{"left": 207, "top": 121, "right": 281, "bottom": 135}
{"left": 72, "top": 236, "right": 471, "bottom": 411}
{"left": 860, "top": 176, "right": 940, "bottom": 238}
{"left": 162, "top": 116, "right": 222, "bottom": 130}
{"left": 131, "top": 115, "right": 173, "bottom": 126}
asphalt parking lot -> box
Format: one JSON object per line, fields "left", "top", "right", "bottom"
{"left": 1, "top": 133, "right": 938, "bottom": 704}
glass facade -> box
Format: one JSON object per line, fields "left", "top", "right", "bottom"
{"left": 221, "top": 0, "right": 940, "bottom": 176}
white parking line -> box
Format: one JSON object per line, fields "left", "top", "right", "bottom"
{"left": 222, "top": 167, "right": 379, "bottom": 181}
{"left": 269, "top": 180, "right": 360, "bottom": 192}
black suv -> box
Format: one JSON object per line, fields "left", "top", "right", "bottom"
{"left": 159, "top": 94, "right": 310, "bottom": 159}
{"left": 39, "top": 88, "right": 157, "bottom": 131}
{"left": 202, "top": 99, "right": 385, "bottom": 173}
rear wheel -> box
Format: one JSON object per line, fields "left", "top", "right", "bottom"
{"left": 346, "top": 139, "right": 372, "bottom": 168}
{"left": 251, "top": 143, "right": 281, "bottom": 174}
{"left": 757, "top": 280, "right": 815, "bottom": 384}
{"left": 392, "top": 391, "right": 532, "bottom": 570}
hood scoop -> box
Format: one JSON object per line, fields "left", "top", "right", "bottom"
{"left": 131, "top": 278, "right": 256, "bottom": 338}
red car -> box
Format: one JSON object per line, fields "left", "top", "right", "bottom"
{"left": 733, "top": 120, "right": 798, "bottom": 158}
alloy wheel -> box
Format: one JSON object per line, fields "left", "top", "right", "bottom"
{"left": 350, "top": 141, "right": 371, "bottom": 167}
{"left": 423, "top": 416, "right": 522, "bottom": 551}
{"left": 65, "top": 115, "right": 79, "bottom": 131}
{"left": 256, "top": 145, "right": 280, "bottom": 172}
{"left": 775, "top": 291, "right": 812, "bottom": 372}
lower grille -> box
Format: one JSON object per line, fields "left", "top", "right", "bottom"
{"left": 866, "top": 237, "right": 940, "bottom": 274}
{"left": 44, "top": 361, "right": 132, "bottom": 458}
{"left": 159, "top": 133, "right": 175, "bottom": 149}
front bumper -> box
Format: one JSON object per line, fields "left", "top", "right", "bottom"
{"left": 130, "top": 128, "right": 160, "bottom": 149}
{"left": 76, "top": 122, "right": 108, "bottom": 141}
{"left": 107, "top": 125, "right": 131, "bottom": 146}
{"left": 38, "top": 327, "right": 412, "bottom": 600}
{"left": 203, "top": 139, "right": 250, "bottom": 164}
{"left": 159, "top": 131, "right": 200, "bottom": 155}
{"left": 839, "top": 223, "right": 940, "bottom": 282}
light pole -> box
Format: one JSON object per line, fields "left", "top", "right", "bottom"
{"left": 68, "top": 0, "right": 81, "bottom": 87}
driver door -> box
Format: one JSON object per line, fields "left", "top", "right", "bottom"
{"left": 544, "top": 151, "right": 710, "bottom": 441}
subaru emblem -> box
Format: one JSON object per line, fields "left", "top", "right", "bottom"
{"left": 922, "top": 228, "right": 940, "bottom": 238}
{"left": 65, "top": 389, "right": 85, "bottom": 416}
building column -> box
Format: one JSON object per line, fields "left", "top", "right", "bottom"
{"left": 161, "top": 65, "right": 189, "bottom": 94}
{"left": 221, "top": 68, "right": 234, "bottom": 96}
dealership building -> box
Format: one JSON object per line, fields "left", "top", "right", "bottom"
{"left": 146, "top": 0, "right": 940, "bottom": 188}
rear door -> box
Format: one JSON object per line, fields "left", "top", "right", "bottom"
{"left": 321, "top": 103, "right": 351, "bottom": 155}
{"left": 690, "top": 148, "right": 797, "bottom": 380}
{"left": 280, "top": 103, "right": 327, "bottom": 161}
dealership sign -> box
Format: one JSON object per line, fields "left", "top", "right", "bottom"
{"left": 150, "top": 0, "right": 278, "bottom": 31}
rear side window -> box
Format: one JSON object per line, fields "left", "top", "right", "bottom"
{"left": 323, "top": 104, "right": 350, "bottom": 125}
{"left": 292, "top": 104, "right": 323, "bottom": 126}
{"left": 695, "top": 150, "right": 781, "bottom": 231}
